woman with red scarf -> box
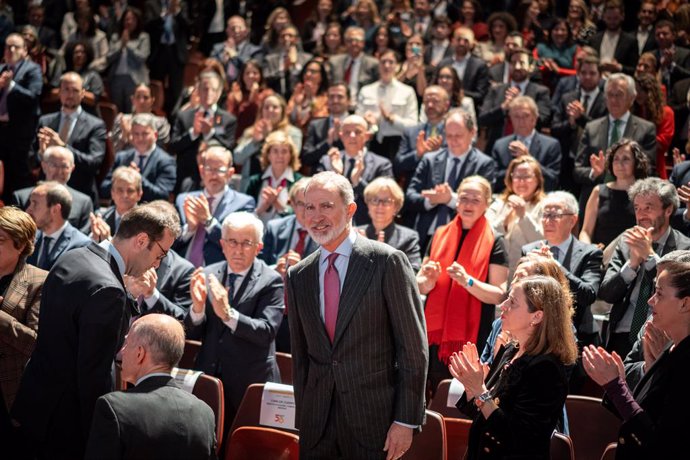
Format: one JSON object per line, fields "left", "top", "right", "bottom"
{"left": 417, "top": 175, "right": 509, "bottom": 391}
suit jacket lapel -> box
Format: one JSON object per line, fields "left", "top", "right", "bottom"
{"left": 213, "top": 190, "right": 231, "bottom": 219}
{"left": 234, "top": 261, "right": 258, "bottom": 307}
{"left": 433, "top": 150, "right": 447, "bottom": 185}
{"left": 69, "top": 112, "right": 87, "bottom": 142}
{"left": 299, "top": 250, "right": 330, "bottom": 347}
{"left": 49, "top": 228, "right": 71, "bottom": 266}
{"left": 529, "top": 133, "right": 542, "bottom": 158}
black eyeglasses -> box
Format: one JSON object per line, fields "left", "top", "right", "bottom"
{"left": 153, "top": 240, "right": 168, "bottom": 261}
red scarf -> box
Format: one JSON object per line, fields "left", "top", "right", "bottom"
{"left": 425, "top": 215, "right": 495, "bottom": 363}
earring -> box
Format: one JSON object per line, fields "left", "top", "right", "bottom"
{"left": 529, "top": 321, "right": 535, "bottom": 327}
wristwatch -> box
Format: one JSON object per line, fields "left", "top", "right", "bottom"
{"left": 474, "top": 390, "right": 493, "bottom": 408}
{"left": 204, "top": 216, "right": 214, "bottom": 227}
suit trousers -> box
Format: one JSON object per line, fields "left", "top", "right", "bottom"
{"left": 149, "top": 44, "right": 184, "bottom": 116}
{"left": 302, "top": 391, "right": 387, "bottom": 460}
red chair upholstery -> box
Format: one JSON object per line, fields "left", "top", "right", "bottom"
{"left": 566, "top": 395, "right": 621, "bottom": 460}
{"left": 230, "top": 383, "right": 299, "bottom": 436}
{"left": 192, "top": 374, "right": 225, "bottom": 455}
{"left": 276, "top": 352, "right": 292, "bottom": 385}
{"left": 179, "top": 339, "right": 202, "bottom": 370}
{"left": 601, "top": 442, "right": 617, "bottom": 460}
{"left": 405, "top": 410, "right": 447, "bottom": 460}
{"left": 444, "top": 417, "right": 472, "bottom": 459}
{"left": 429, "top": 379, "right": 469, "bottom": 419}
{"left": 225, "top": 426, "right": 299, "bottom": 460}
{"left": 551, "top": 432, "right": 575, "bottom": 460}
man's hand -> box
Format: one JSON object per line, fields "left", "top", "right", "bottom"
{"left": 37, "top": 126, "right": 65, "bottom": 149}
{"left": 501, "top": 86, "right": 520, "bottom": 110}
{"left": 421, "top": 183, "right": 452, "bottom": 205}
{"left": 328, "top": 147, "right": 344, "bottom": 175}
{"left": 90, "top": 212, "right": 112, "bottom": 242}
{"left": 0, "top": 70, "right": 13, "bottom": 89}
{"left": 415, "top": 131, "right": 443, "bottom": 158}
{"left": 189, "top": 194, "right": 212, "bottom": 226}
{"left": 190, "top": 268, "right": 207, "bottom": 314}
{"left": 673, "top": 147, "right": 687, "bottom": 166}
{"left": 198, "top": 114, "right": 213, "bottom": 136}
{"left": 383, "top": 423, "right": 413, "bottom": 460}
{"left": 327, "top": 118, "right": 341, "bottom": 145}
{"left": 350, "top": 154, "right": 365, "bottom": 185}
{"left": 566, "top": 100, "right": 585, "bottom": 125}
{"left": 207, "top": 274, "right": 231, "bottom": 322}
{"left": 508, "top": 140, "right": 529, "bottom": 157}
{"left": 623, "top": 226, "right": 655, "bottom": 270}
{"left": 416, "top": 259, "right": 441, "bottom": 294}
{"left": 276, "top": 250, "right": 302, "bottom": 276}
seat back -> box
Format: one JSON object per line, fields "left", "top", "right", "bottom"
{"left": 192, "top": 374, "right": 225, "bottom": 455}
{"left": 230, "top": 383, "right": 299, "bottom": 436}
{"left": 405, "top": 410, "right": 447, "bottom": 460}
{"left": 443, "top": 417, "right": 472, "bottom": 460}
{"left": 600, "top": 442, "right": 617, "bottom": 460}
{"left": 179, "top": 339, "right": 202, "bottom": 370}
{"left": 276, "top": 352, "right": 292, "bottom": 385}
{"left": 225, "top": 426, "right": 299, "bottom": 460}
{"left": 551, "top": 432, "right": 575, "bottom": 460}
{"left": 429, "top": 379, "right": 469, "bottom": 418}
{"left": 566, "top": 395, "right": 621, "bottom": 460}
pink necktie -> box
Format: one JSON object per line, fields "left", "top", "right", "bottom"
{"left": 188, "top": 196, "right": 214, "bottom": 267}
{"left": 324, "top": 253, "right": 340, "bottom": 343}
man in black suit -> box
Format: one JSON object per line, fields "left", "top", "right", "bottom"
{"left": 169, "top": 71, "right": 237, "bottom": 191}
{"left": 34, "top": 72, "right": 107, "bottom": 204}
{"left": 438, "top": 26, "right": 489, "bottom": 107}
{"left": 328, "top": 26, "right": 379, "bottom": 108}
{"left": 551, "top": 56, "right": 608, "bottom": 194}
{"left": 590, "top": 0, "right": 638, "bottom": 75}
{"left": 478, "top": 48, "right": 551, "bottom": 155}
{"left": 210, "top": 15, "right": 263, "bottom": 85}
{"left": 487, "top": 32, "right": 524, "bottom": 85}
{"left": 287, "top": 171, "right": 428, "bottom": 458}
{"left": 599, "top": 178, "right": 690, "bottom": 358}
{"left": 406, "top": 109, "right": 497, "bottom": 251}
{"left": 300, "top": 83, "right": 349, "bottom": 171}
{"left": 635, "top": 1, "right": 658, "bottom": 54}
{"left": 263, "top": 24, "right": 313, "bottom": 100}
{"left": 317, "top": 115, "right": 394, "bottom": 225}
{"left": 0, "top": 33, "right": 43, "bottom": 200}
{"left": 186, "top": 211, "right": 284, "bottom": 438}
{"left": 11, "top": 146, "right": 93, "bottom": 234}
{"left": 145, "top": 0, "right": 189, "bottom": 115}
{"left": 101, "top": 113, "right": 176, "bottom": 203}
{"left": 90, "top": 167, "right": 143, "bottom": 242}
{"left": 654, "top": 20, "right": 690, "bottom": 91}
{"left": 27, "top": 5, "right": 58, "bottom": 49}
{"left": 492, "top": 95, "right": 562, "bottom": 192}
{"left": 25, "top": 182, "right": 91, "bottom": 271}
{"left": 85, "top": 313, "right": 216, "bottom": 459}
{"left": 424, "top": 17, "right": 453, "bottom": 68}
{"left": 13, "top": 203, "right": 181, "bottom": 459}
{"left": 573, "top": 73, "right": 657, "bottom": 214}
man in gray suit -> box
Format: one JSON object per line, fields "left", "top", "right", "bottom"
{"left": 573, "top": 73, "right": 657, "bottom": 213}
{"left": 328, "top": 26, "right": 379, "bottom": 109}
{"left": 287, "top": 171, "right": 428, "bottom": 459}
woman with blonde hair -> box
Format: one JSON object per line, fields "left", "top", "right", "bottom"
{"left": 244, "top": 131, "right": 304, "bottom": 223}
{"left": 451, "top": 274, "right": 578, "bottom": 460}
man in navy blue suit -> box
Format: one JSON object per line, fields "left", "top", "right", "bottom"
{"left": 174, "top": 146, "right": 255, "bottom": 268}
{"left": 406, "top": 109, "right": 497, "bottom": 251}
{"left": 101, "top": 113, "right": 176, "bottom": 203}
{"left": 26, "top": 182, "right": 91, "bottom": 271}
{"left": 491, "top": 96, "right": 562, "bottom": 192}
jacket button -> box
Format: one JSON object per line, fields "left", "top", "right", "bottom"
{"left": 619, "top": 437, "right": 625, "bottom": 444}
{"left": 332, "top": 360, "right": 338, "bottom": 366}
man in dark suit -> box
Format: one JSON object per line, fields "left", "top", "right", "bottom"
{"left": 573, "top": 73, "right": 657, "bottom": 214}
{"left": 90, "top": 167, "right": 143, "bottom": 244}
{"left": 145, "top": 0, "right": 190, "bottom": 115}
{"left": 0, "top": 33, "right": 43, "bottom": 200}
{"left": 174, "top": 146, "right": 255, "bottom": 268}
{"left": 635, "top": 1, "right": 658, "bottom": 54}
{"left": 654, "top": 20, "right": 690, "bottom": 91}
{"left": 328, "top": 26, "right": 379, "bottom": 108}
{"left": 589, "top": 1, "right": 638, "bottom": 75}
{"left": 394, "top": 85, "right": 450, "bottom": 188}
{"left": 438, "top": 26, "right": 489, "bottom": 107}
{"left": 263, "top": 24, "right": 313, "bottom": 100}
{"left": 317, "top": 115, "right": 394, "bottom": 225}
{"left": 492, "top": 96, "right": 561, "bottom": 192}
{"left": 11, "top": 146, "right": 93, "bottom": 234}
{"left": 551, "top": 56, "right": 608, "bottom": 194}
{"left": 424, "top": 17, "right": 453, "bottom": 68}
{"left": 34, "top": 72, "right": 107, "bottom": 204}
{"left": 487, "top": 32, "right": 525, "bottom": 85}
{"left": 25, "top": 182, "right": 91, "bottom": 271}
{"left": 300, "top": 82, "right": 349, "bottom": 171}
{"left": 287, "top": 171, "right": 428, "bottom": 458}
{"left": 13, "top": 203, "right": 181, "bottom": 459}
{"left": 478, "top": 48, "right": 551, "bottom": 156}
{"left": 85, "top": 314, "right": 217, "bottom": 459}
{"left": 186, "top": 211, "right": 284, "bottom": 438}
{"left": 27, "top": 5, "right": 58, "bottom": 49}
{"left": 210, "top": 15, "right": 263, "bottom": 85}
{"left": 599, "top": 178, "right": 690, "bottom": 358}
{"left": 169, "top": 71, "right": 237, "bottom": 191}
{"left": 101, "top": 113, "right": 176, "bottom": 203}
{"left": 406, "top": 109, "right": 497, "bottom": 252}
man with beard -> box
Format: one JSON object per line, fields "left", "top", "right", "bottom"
{"left": 12, "top": 202, "right": 181, "bottom": 459}
{"left": 286, "top": 171, "right": 428, "bottom": 459}
{"left": 599, "top": 178, "right": 690, "bottom": 358}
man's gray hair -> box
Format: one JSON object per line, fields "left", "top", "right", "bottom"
{"left": 605, "top": 73, "right": 637, "bottom": 100}
{"left": 306, "top": 171, "right": 355, "bottom": 206}
{"left": 445, "top": 108, "right": 475, "bottom": 132}
{"left": 628, "top": 177, "right": 680, "bottom": 213}
{"left": 509, "top": 95, "right": 538, "bottom": 117}
{"left": 131, "top": 113, "right": 157, "bottom": 130}
{"left": 222, "top": 211, "right": 264, "bottom": 242}
{"left": 43, "top": 146, "right": 74, "bottom": 165}
{"left": 543, "top": 191, "right": 579, "bottom": 215}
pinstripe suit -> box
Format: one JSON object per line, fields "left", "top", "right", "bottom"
{"left": 0, "top": 262, "right": 47, "bottom": 411}
{"left": 287, "top": 234, "right": 428, "bottom": 455}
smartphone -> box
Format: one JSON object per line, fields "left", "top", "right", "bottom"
{"left": 411, "top": 45, "right": 421, "bottom": 56}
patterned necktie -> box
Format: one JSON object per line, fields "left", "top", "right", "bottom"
{"left": 226, "top": 272, "right": 238, "bottom": 304}
{"left": 188, "top": 196, "right": 215, "bottom": 268}
{"left": 324, "top": 253, "right": 340, "bottom": 343}
{"left": 629, "top": 243, "right": 659, "bottom": 343}
{"left": 582, "top": 94, "right": 590, "bottom": 114}
{"left": 294, "top": 229, "right": 308, "bottom": 256}
{"left": 38, "top": 236, "right": 53, "bottom": 269}
{"left": 610, "top": 119, "right": 622, "bottom": 146}
{"left": 59, "top": 114, "right": 71, "bottom": 144}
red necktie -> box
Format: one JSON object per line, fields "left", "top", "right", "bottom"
{"left": 294, "top": 229, "right": 308, "bottom": 256}
{"left": 344, "top": 59, "right": 353, "bottom": 85}
{"left": 324, "top": 253, "right": 340, "bottom": 343}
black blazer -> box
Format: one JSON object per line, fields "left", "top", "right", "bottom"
{"left": 185, "top": 259, "right": 284, "bottom": 416}
{"left": 11, "top": 185, "right": 93, "bottom": 234}
{"left": 140, "top": 250, "right": 195, "bottom": 320}
{"left": 300, "top": 117, "right": 345, "bottom": 169}
{"left": 590, "top": 31, "right": 639, "bottom": 75}
{"left": 394, "top": 122, "right": 447, "bottom": 179}
{"left": 259, "top": 214, "right": 318, "bottom": 266}
{"left": 100, "top": 146, "right": 177, "bottom": 202}
{"left": 356, "top": 223, "right": 422, "bottom": 272}
{"left": 523, "top": 238, "right": 603, "bottom": 335}
{"left": 85, "top": 375, "right": 217, "bottom": 460}
{"left": 13, "top": 243, "right": 138, "bottom": 458}
{"left": 1, "top": 59, "right": 42, "bottom": 135}
{"left": 491, "top": 132, "right": 562, "bottom": 192}
{"left": 551, "top": 88, "right": 608, "bottom": 157}
{"left": 145, "top": 1, "right": 190, "bottom": 64}
{"left": 488, "top": 61, "right": 507, "bottom": 84}
{"left": 653, "top": 46, "right": 690, "bottom": 89}
{"left": 33, "top": 111, "right": 107, "bottom": 203}
{"left": 438, "top": 55, "right": 490, "bottom": 107}
{"left": 423, "top": 43, "right": 453, "bottom": 67}
{"left": 27, "top": 223, "right": 92, "bottom": 271}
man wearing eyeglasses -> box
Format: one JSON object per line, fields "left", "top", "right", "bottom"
{"left": 186, "top": 211, "right": 284, "bottom": 444}
{"left": 522, "top": 191, "right": 603, "bottom": 392}
{"left": 174, "top": 146, "right": 255, "bottom": 268}
{"left": 10, "top": 146, "right": 93, "bottom": 234}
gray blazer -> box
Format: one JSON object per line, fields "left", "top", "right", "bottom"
{"left": 328, "top": 53, "right": 379, "bottom": 90}
{"left": 286, "top": 236, "right": 428, "bottom": 451}
{"left": 106, "top": 32, "right": 151, "bottom": 85}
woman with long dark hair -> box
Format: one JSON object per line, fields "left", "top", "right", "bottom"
{"left": 226, "top": 59, "right": 274, "bottom": 136}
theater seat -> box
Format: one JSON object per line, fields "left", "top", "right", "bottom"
{"left": 192, "top": 374, "right": 225, "bottom": 455}
{"left": 179, "top": 339, "right": 202, "bottom": 369}
{"left": 405, "top": 410, "right": 446, "bottom": 460}
{"left": 276, "top": 352, "right": 292, "bottom": 385}
{"left": 444, "top": 417, "right": 471, "bottom": 459}
{"left": 551, "top": 432, "right": 575, "bottom": 460}
{"left": 601, "top": 442, "right": 617, "bottom": 460}
{"left": 566, "top": 395, "right": 620, "bottom": 460}
{"left": 429, "top": 379, "right": 469, "bottom": 419}
{"left": 225, "top": 426, "right": 299, "bottom": 460}
{"left": 230, "top": 383, "right": 299, "bottom": 436}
